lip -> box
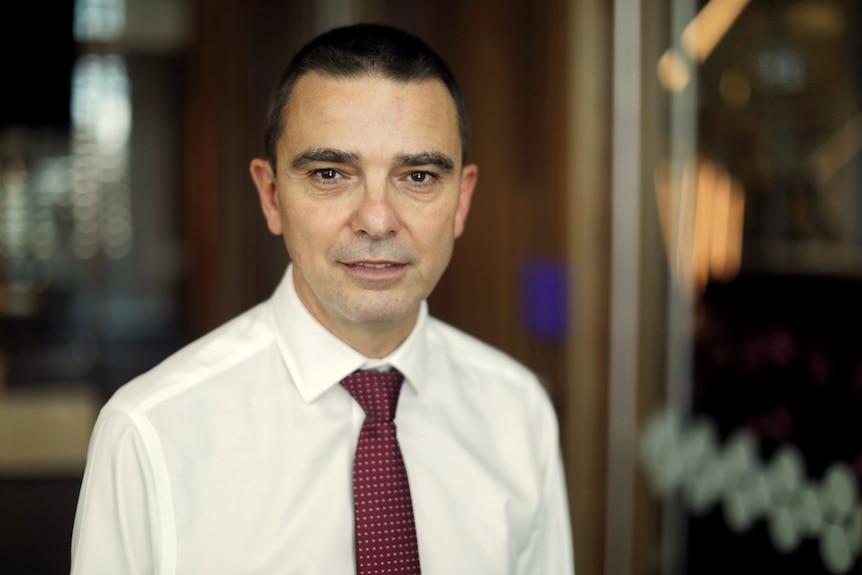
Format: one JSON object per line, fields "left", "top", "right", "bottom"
{"left": 345, "top": 261, "right": 403, "bottom": 269}
{"left": 340, "top": 260, "right": 408, "bottom": 284}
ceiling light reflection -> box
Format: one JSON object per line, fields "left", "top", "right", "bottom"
{"left": 655, "top": 156, "right": 746, "bottom": 301}
{"left": 681, "top": 0, "right": 751, "bottom": 63}
{"left": 658, "top": 48, "right": 692, "bottom": 93}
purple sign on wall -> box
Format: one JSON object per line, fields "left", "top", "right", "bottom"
{"left": 520, "top": 258, "right": 568, "bottom": 342}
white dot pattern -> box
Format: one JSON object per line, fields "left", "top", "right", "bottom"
{"left": 341, "top": 369, "right": 421, "bottom": 575}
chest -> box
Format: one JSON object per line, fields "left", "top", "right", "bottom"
{"left": 158, "top": 400, "right": 541, "bottom": 574}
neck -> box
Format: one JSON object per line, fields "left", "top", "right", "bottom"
{"left": 289, "top": 268, "right": 421, "bottom": 358}
{"left": 336, "top": 318, "right": 416, "bottom": 358}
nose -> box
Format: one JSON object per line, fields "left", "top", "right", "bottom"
{"left": 352, "top": 178, "right": 400, "bottom": 240}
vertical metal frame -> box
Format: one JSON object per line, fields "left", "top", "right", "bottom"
{"left": 606, "top": 1, "right": 642, "bottom": 574}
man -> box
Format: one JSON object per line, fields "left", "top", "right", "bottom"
{"left": 71, "top": 23, "right": 574, "bottom": 574}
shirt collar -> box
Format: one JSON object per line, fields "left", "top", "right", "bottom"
{"left": 269, "top": 264, "right": 429, "bottom": 403}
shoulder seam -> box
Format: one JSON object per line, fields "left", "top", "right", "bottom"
{"left": 127, "top": 330, "right": 275, "bottom": 416}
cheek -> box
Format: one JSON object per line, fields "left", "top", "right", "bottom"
{"left": 281, "top": 201, "right": 352, "bottom": 265}
{"left": 412, "top": 207, "right": 457, "bottom": 252}
{"left": 280, "top": 206, "right": 318, "bottom": 260}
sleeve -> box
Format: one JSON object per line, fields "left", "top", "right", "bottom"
{"left": 70, "top": 406, "right": 160, "bottom": 575}
{"left": 516, "top": 396, "right": 576, "bottom": 575}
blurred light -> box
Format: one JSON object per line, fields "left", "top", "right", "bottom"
{"left": 806, "top": 112, "right": 862, "bottom": 185}
{"left": 0, "top": 160, "right": 29, "bottom": 261}
{"left": 72, "top": 55, "right": 131, "bottom": 143}
{"left": 657, "top": 48, "right": 691, "bottom": 93}
{"left": 726, "top": 469, "right": 770, "bottom": 534}
{"left": 766, "top": 445, "right": 807, "bottom": 553}
{"left": 821, "top": 463, "right": 858, "bottom": 519}
{"left": 641, "top": 409, "right": 862, "bottom": 570}
{"left": 681, "top": 0, "right": 751, "bottom": 64}
{"left": 710, "top": 173, "right": 745, "bottom": 283}
{"left": 74, "top": 0, "right": 125, "bottom": 42}
{"left": 793, "top": 484, "right": 825, "bottom": 536}
{"left": 681, "top": 418, "right": 719, "bottom": 474}
{"left": 658, "top": 0, "right": 751, "bottom": 94}
{"left": 767, "top": 445, "right": 806, "bottom": 498}
{"left": 821, "top": 523, "right": 854, "bottom": 574}
{"left": 785, "top": 1, "right": 845, "bottom": 39}
{"left": 70, "top": 53, "right": 133, "bottom": 260}
{"left": 721, "top": 431, "right": 757, "bottom": 485}
{"left": 0, "top": 142, "right": 72, "bottom": 285}
{"left": 769, "top": 506, "right": 801, "bottom": 552}
{"left": 655, "top": 156, "right": 745, "bottom": 301}
{"left": 848, "top": 509, "right": 862, "bottom": 555}
{"left": 756, "top": 47, "right": 805, "bottom": 93}
{"left": 684, "top": 454, "right": 724, "bottom": 515}
{"left": 681, "top": 418, "right": 723, "bottom": 515}
{"left": 640, "top": 407, "right": 686, "bottom": 496}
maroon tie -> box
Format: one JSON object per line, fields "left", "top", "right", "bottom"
{"left": 341, "top": 369, "right": 421, "bottom": 575}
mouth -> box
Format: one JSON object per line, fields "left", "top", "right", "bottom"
{"left": 345, "top": 261, "right": 405, "bottom": 269}
{"left": 340, "top": 261, "right": 408, "bottom": 286}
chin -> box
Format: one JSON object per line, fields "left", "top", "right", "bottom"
{"left": 343, "top": 300, "right": 417, "bottom": 327}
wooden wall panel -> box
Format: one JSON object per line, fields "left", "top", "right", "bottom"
{"left": 416, "top": 0, "right": 571, "bottom": 407}
{"left": 565, "top": 2, "right": 613, "bottom": 575}
{"left": 184, "top": 0, "right": 309, "bottom": 335}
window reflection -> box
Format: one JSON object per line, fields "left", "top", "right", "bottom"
{"left": 639, "top": 0, "right": 862, "bottom": 574}
{"left": 74, "top": 0, "right": 125, "bottom": 42}
{"left": 71, "top": 54, "right": 132, "bottom": 260}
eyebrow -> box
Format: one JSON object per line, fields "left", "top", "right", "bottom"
{"left": 396, "top": 152, "right": 455, "bottom": 172}
{"left": 290, "top": 148, "right": 360, "bottom": 170}
{"left": 289, "top": 148, "right": 456, "bottom": 173}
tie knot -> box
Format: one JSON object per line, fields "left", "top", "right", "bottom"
{"left": 341, "top": 369, "right": 405, "bottom": 423}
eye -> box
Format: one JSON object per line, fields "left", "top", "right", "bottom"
{"left": 315, "top": 168, "right": 339, "bottom": 180}
{"left": 310, "top": 168, "right": 346, "bottom": 186}
{"left": 407, "top": 171, "right": 435, "bottom": 185}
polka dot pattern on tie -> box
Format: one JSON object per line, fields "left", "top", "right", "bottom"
{"left": 341, "top": 369, "right": 421, "bottom": 575}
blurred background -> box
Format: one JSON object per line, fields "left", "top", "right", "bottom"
{"left": 1, "top": 0, "right": 861, "bottom": 573}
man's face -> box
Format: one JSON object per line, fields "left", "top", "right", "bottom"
{"left": 251, "top": 72, "right": 477, "bottom": 355}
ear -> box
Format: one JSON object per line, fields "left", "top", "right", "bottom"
{"left": 453, "top": 163, "right": 478, "bottom": 239}
{"left": 250, "top": 158, "right": 283, "bottom": 235}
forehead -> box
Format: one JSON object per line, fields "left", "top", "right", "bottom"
{"left": 279, "top": 72, "right": 461, "bottom": 160}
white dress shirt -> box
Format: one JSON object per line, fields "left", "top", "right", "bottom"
{"left": 71, "top": 265, "right": 574, "bottom": 574}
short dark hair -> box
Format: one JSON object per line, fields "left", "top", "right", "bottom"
{"left": 264, "top": 23, "right": 470, "bottom": 173}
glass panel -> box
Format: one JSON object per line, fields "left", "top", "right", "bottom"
{"left": 639, "top": 1, "right": 862, "bottom": 573}
{"left": 1, "top": 1, "right": 185, "bottom": 572}
{"left": 0, "top": 0, "right": 187, "bottom": 429}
